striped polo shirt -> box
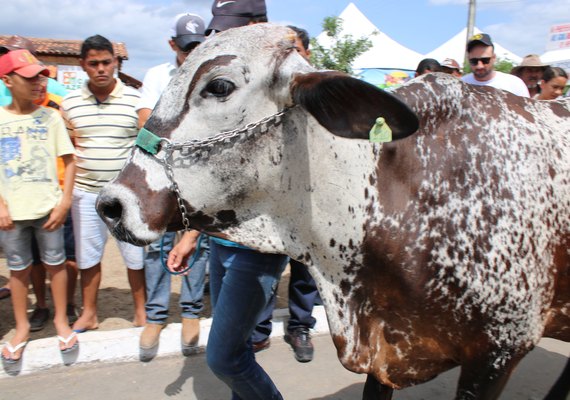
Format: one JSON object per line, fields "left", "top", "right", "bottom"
{"left": 62, "top": 79, "right": 140, "bottom": 193}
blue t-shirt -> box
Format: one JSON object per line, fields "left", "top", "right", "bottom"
{"left": 0, "top": 78, "right": 68, "bottom": 106}
{"left": 210, "top": 237, "right": 250, "bottom": 249}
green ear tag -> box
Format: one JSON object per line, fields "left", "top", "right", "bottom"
{"left": 369, "top": 117, "right": 393, "bottom": 143}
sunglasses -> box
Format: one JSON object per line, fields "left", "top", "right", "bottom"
{"left": 469, "top": 57, "right": 491, "bottom": 66}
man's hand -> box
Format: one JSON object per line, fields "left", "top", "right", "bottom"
{"left": 167, "top": 231, "right": 201, "bottom": 275}
{"left": 42, "top": 201, "right": 70, "bottom": 231}
{"left": 0, "top": 201, "right": 14, "bottom": 231}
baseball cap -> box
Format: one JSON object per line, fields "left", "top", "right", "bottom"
{"left": 171, "top": 13, "right": 206, "bottom": 51}
{"left": 441, "top": 58, "right": 461, "bottom": 70}
{"left": 0, "top": 49, "right": 49, "bottom": 78}
{"left": 0, "top": 35, "right": 37, "bottom": 55}
{"left": 206, "top": 0, "right": 267, "bottom": 34}
{"left": 466, "top": 33, "right": 493, "bottom": 52}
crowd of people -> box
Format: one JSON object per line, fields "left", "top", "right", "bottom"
{"left": 0, "top": 1, "right": 320, "bottom": 396}
{"left": 414, "top": 32, "right": 568, "bottom": 99}
{"left": 0, "top": 0, "right": 568, "bottom": 398}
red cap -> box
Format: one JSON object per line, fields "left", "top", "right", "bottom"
{"left": 0, "top": 49, "right": 49, "bottom": 78}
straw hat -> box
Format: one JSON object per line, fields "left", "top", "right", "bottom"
{"left": 511, "top": 54, "right": 549, "bottom": 74}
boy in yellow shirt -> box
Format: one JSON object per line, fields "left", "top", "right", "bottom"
{"left": 0, "top": 49, "right": 78, "bottom": 362}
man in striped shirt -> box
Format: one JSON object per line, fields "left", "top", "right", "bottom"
{"left": 62, "top": 35, "right": 146, "bottom": 333}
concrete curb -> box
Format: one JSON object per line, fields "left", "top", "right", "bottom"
{"left": 0, "top": 305, "right": 329, "bottom": 379}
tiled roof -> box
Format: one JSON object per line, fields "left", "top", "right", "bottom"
{"left": 0, "top": 35, "right": 129, "bottom": 59}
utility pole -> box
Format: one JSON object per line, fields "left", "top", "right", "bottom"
{"left": 465, "top": 0, "right": 477, "bottom": 70}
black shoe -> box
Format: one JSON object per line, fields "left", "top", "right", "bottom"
{"left": 284, "top": 327, "right": 314, "bottom": 363}
{"left": 67, "top": 304, "right": 79, "bottom": 325}
{"left": 29, "top": 307, "right": 50, "bottom": 332}
{"left": 252, "top": 338, "right": 271, "bottom": 353}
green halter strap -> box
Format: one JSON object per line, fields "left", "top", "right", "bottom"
{"left": 135, "top": 127, "right": 163, "bottom": 155}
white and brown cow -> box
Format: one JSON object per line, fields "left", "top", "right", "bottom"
{"left": 96, "top": 24, "right": 570, "bottom": 399}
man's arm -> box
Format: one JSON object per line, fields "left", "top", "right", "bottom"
{"left": 42, "top": 153, "right": 75, "bottom": 231}
{"left": 137, "top": 108, "right": 152, "bottom": 129}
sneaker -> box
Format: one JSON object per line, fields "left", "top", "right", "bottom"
{"left": 67, "top": 304, "right": 79, "bottom": 325}
{"left": 29, "top": 307, "right": 50, "bottom": 332}
{"left": 284, "top": 327, "right": 314, "bottom": 363}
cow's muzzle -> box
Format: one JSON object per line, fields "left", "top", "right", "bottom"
{"left": 96, "top": 192, "right": 156, "bottom": 246}
{"left": 97, "top": 194, "right": 123, "bottom": 229}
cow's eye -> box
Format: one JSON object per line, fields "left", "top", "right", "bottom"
{"left": 204, "top": 79, "right": 235, "bottom": 98}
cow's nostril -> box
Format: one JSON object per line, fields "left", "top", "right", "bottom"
{"left": 100, "top": 199, "right": 123, "bottom": 222}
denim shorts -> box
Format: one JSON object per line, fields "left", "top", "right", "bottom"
{"left": 2, "top": 215, "right": 65, "bottom": 271}
{"left": 32, "top": 212, "right": 75, "bottom": 264}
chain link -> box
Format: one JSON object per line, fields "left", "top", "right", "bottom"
{"left": 152, "top": 107, "right": 293, "bottom": 231}
{"left": 167, "top": 107, "right": 290, "bottom": 154}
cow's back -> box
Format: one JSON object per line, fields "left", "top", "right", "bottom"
{"left": 339, "top": 74, "right": 570, "bottom": 386}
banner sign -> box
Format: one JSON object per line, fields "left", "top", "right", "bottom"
{"left": 57, "top": 65, "right": 89, "bottom": 91}
{"left": 355, "top": 68, "right": 414, "bottom": 90}
{"left": 547, "top": 23, "right": 570, "bottom": 51}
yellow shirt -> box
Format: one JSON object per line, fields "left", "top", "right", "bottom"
{"left": 0, "top": 106, "right": 75, "bottom": 220}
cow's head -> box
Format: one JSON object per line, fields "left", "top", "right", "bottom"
{"left": 96, "top": 24, "right": 418, "bottom": 249}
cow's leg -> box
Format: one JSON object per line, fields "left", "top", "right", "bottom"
{"left": 544, "top": 357, "right": 570, "bottom": 400}
{"left": 362, "top": 374, "right": 394, "bottom": 400}
{"left": 455, "top": 354, "right": 524, "bottom": 400}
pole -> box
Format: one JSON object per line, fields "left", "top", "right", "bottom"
{"left": 465, "top": 0, "right": 476, "bottom": 71}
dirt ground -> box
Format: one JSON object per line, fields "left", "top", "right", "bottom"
{"left": 0, "top": 240, "right": 290, "bottom": 343}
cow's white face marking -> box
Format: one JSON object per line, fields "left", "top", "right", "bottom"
{"left": 131, "top": 149, "right": 171, "bottom": 192}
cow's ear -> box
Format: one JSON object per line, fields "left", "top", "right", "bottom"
{"left": 291, "top": 71, "right": 419, "bottom": 141}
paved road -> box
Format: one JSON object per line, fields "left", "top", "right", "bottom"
{"left": 0, "top": 334, "right": 567, "bottom": 400}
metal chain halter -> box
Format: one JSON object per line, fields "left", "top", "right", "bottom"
{"left": 135, "top": 107, "right": 293, "bottom": 231}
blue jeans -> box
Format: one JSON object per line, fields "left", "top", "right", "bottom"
{"left": 144, "top": 232, "right": 208, "bottom": 323}
{"left": 286, "top": 259, "right": 318, "bottom": 332}
{"left": 252, "top": 259, "right": 318, "bottom": 342}
{"left": 207, "top": 240, "right": 288, "bottom": 400}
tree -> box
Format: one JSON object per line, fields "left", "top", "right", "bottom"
{"left": 310, "top": 16, "right": 374, "bottom": 75}
{"left": 493, "top": 57, "right": 516, "bottom": 74}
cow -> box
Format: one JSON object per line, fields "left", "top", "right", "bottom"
{"left": 96, "top": 24, "right": 570, "bottom": 399}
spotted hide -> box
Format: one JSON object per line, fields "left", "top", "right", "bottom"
{"left": 96, "top": 24, "right": 570, "bottom": 399}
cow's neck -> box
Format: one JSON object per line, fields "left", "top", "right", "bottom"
{"left": 222, "top": 115, "right": 384, "bottom": 355}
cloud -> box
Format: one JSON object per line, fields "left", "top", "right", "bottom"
{"left": 0, "top": 0, "right": 214, "bottom": 80}
{"left": 483, "top": 0, "right": 569, "bottom": 56}
{"left": 428, "top": 0, "right": 466, "bottom": 5}
{"left": 427, "top": 0, "right": 568, "bottom": 58}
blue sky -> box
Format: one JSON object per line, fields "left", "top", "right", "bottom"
{"left": 1, "top": 0, "right": 567, "bottom": 80}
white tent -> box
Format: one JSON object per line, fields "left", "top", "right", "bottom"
{"left": 316, "top": 3, "right": 424, "bottom": 71}
{"left": 541, "top": 48, "right": 570, "bottom": 73}
{"left": 425, "top": 27, "right": 522, "bottom": 68}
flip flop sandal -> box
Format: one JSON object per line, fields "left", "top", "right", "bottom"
{"left": 57, "top": 332, "right": 79, "bottom": 354}
{"left": 2, "top": 340, "right": 28, "bottom": 364}
{"left": 72, "top": 325, "right": 99, "bottom": 334}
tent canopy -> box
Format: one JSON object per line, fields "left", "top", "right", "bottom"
{"left": 541, "top": 48, "right": 570, "bottom": 73}
{"left": 425, "top": 27, "right": 522, "bottom": 68}
{"left": 316, "top": 3, "right": 424, "bottom": 71}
